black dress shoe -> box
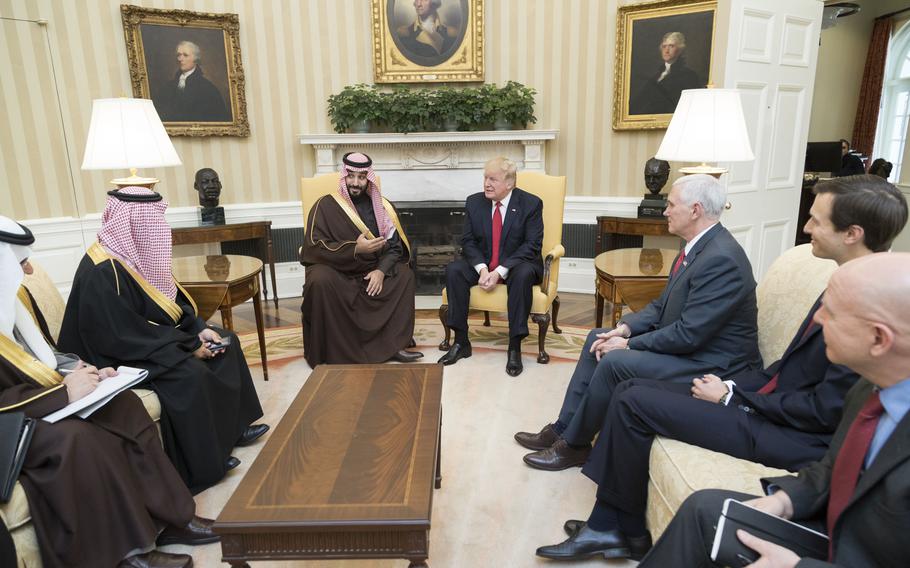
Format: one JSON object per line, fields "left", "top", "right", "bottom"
{"left": 536, "top": 524, "right": 637, "bottom": 561}
{"left": 157, "top": 516, "right": 220, "bottom": 546}
{"left": 391, "top": 350, "right": 424, "bottom": 363}
{"left": 514, "top": 423, "right": 559, "bottom": 451}
{"left": 236, "top": 424, "right": 270, "bottom": 447}
{"left": 559, "top": 522, "right": 652, "bottom": 559}
{"left": 119, "top": 551, "right": 193, "bottom": 568}
{"left": 437, "top": 343, "right": 472, "bottom": 365}
{"left": 523, "top": 438, "right": 590, "bottom": 471}
{"left": 225, "top": 456, "right": 241, "bottom": 471}
{"left": 506, "top": 349, "right": 523, "bottom": 377}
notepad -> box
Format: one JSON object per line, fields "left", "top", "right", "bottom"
{"left": 710, "top": 499, "right": 828, "bottom": 567}
{"left": 43, "top": 366, "right": 149, "bottom": 423}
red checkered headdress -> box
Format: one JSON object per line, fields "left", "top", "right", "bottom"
{"left": 97, "top": 186, "right": 177, "bottom": 300}
{"left": 338, "top": 152, "right": 393, "bottom": 238}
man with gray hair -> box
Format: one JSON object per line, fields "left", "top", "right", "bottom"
{"left": 630, "top": 30, "right": 703, "bottom": 115}
{"left": 517, "top": 174, "right": 761, "bottom": 470}
{"left": 154, "top": 39, "right": 231, "bottom": 122}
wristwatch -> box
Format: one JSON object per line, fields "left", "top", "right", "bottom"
{"left": 718, "top": 385, "right": 732, "bottom": 405}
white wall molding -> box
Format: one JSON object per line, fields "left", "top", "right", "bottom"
{"left": 22, "top": 196, "right": 634, "bottom": 301}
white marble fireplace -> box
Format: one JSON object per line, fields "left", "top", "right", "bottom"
{"left": 297, "top": 130, "right": 558, "bottom": 201}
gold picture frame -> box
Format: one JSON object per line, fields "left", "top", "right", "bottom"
{"left": 613, "top": 0, "right": 716, "bottom": 131}
{"left": 371, "top": 0, "right": 484, "bottom": 83}
{"left": 121, "top": 5, "right": 250, "bottom": 137}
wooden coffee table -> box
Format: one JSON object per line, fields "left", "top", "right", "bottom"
{"left": 214, "top": 363, "right": 444, "bottom": 567}
{"left": 595, "top": 248, "right": 679, "bottom": 327}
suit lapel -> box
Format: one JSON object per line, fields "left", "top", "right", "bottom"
{"left": 499, "top": 188, "right": 520, "bottom": 247}
{"left": 778, "top": 296, "right": 824, "bottom": 360}
{"left": 661, "top": 224, "right": 724, "bottom": 297}
{"left": 843, "top": 407, "right": 910, "bottom": 521}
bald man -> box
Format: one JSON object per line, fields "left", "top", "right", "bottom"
{"left": 637, "top": 253, "right": 910, "bottom": 568}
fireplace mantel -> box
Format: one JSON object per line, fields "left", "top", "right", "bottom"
{"left": 297, "top": 130, "right": 558, "bottom": 202}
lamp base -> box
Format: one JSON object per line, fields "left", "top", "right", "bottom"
{"left": 679, "top": 163, "right": 727, "bottom": 178}
{"left": 109, "top": 168, "right": 160, "bottom": 188}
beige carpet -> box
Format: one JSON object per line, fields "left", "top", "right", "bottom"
{"left": 164, "top": 319, "right": 637, "bottom": 567}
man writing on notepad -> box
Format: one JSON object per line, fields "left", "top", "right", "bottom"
{"left": 637, "top": 252, "right": 910, "bottom": 568}
{"left": 0, "top": 216, "right": 217, "bottom": 568}
{"left": 300, "top": 152, "right": 422, "bottom": 366}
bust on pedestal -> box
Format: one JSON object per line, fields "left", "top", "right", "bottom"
{"left": 638, "top": 157, "right": 670, "bottom": 218}
{"left": 195, "top": 168, "right": 225, "bottom": 225}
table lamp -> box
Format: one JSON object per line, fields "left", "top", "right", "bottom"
{"left": 81, "top": 98, "right": 181, "bottom": 190}
{"left": 655, "top": 88, "right": 754, "bottom": 177}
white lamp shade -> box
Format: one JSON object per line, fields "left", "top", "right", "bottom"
{"left": 81, "top": 98, "right": 181, "bottom": 171}
{"left": 655, "top": 89, "right": 754, "bottom": 164}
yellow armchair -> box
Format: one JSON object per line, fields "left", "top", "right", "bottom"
{"left": 438, "top": 171, "right": 567, "bottom": 363}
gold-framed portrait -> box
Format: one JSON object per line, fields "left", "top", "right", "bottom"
{"left": 371, "top": 0, "right": 484, "bottom": 83}
{"left": 121, "top": 5, "right": 250, "bottom": 137}
{"left": 613, "top": 0, "right": 716, "bottom": 131}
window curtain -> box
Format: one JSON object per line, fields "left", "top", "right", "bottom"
{"left": 851, "top": 18, "right": 893, "bottom": 163}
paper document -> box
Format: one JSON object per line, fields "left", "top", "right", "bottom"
{"left": 42, "top": 366, "right": 149, "bottom": 423}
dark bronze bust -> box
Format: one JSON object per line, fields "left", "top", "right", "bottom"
{"left": 194, "top": 168, "right": 225, "bottom": 225}
{"left": 644, "top": 158, "right": 671, "bottom": 196}
{"left": 638, "top": 157, "right": 671, "bottom": 218}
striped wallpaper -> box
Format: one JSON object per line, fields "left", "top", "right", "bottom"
{"left": 0, "top": 0, "right": 667, "bottom": 221}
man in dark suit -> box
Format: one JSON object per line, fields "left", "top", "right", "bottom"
{"left": 635, "top": 251, "right": 910, "bottom": 568}
{"left": 517, "top": 174, "right": 761, "bottom": 469}
{"left": 439, "top": 157, "right": 544, "bottom": 377}
{"left": 534, "top": 175, "right": 909, "bottom": 561}
{"left": 154, "top": 40, "right": 231, "bottom": 123}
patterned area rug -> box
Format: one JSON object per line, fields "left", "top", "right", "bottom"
{"left": 175, "top": 320, "right": 639, "bottom": 567}
{"left": 236, "top": 317, "right": 593, "bottom": 365}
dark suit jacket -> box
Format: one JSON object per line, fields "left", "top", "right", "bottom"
{"left": 623, "top": 223, "right": 762, "bottom": 371}
{"left": 155, "top": 66, "right": 231, "bottom": 123}
{"left": 629, "top": 59, "right": 702, "bottom": 115}
{"left": 460, "top": 188, "right": 544, "bottom": 276}
{"left": 765, "top": 379, "right": 910, "bottom": 567}
{"left": 732, "top": 297, "right": 859, "bottom": 440}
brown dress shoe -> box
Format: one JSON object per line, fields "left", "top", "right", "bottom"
{"left": 514, "top": 423, "right": 559, "bottom": 451}
{"left": 156, "top": 516, "right": 220, "bottom": 546}
{"left": 118, "top": 551, "right": 193, "bottom": 568}
{"left": 523, "top": 438, "right": 590, "bottom": 471}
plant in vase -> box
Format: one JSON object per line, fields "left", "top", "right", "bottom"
{"left": 474, "top": 83, "right": 500, "bottom": 130}
{"left": 386, "top": 86, "right": 432, "bottom": 133}
{"left": 434, "top": 86, "right": 474, "bottom": 131}
{"left": 326, "top": 84, "right": 383, "bottom": 133}
{"left": 496, "top": 81, "right": 537, "bottom": 130}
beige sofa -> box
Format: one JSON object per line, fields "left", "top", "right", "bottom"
{"left": 645, "top": 244, "right": 838, "bottom": 538}
{"left": 1, "top": 263, "right": 162, "bottom": 567}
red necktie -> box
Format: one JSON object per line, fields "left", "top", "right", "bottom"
{"left": 671, "top": 250, "right": 686, "bottom": 276}
{"left": 758, "top": 315, "right": 819, "bottom": 394}
{"left": 490, "top": 201, "right": 503, "bottom": 270}
{"left": 825, "top": 391, "right": 885, "bottom": 560}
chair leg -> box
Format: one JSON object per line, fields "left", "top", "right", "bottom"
{"left": 531, "top": 312, "right": 550, "bottom": 364}
{"left": 483, "top": 311, "right": 491, "bottom": 326}
{"left": 551, "top": 295, "right": 562, "bottom": 334}
{"left": 438, "top": 304, "right": 451, "bottom": 350}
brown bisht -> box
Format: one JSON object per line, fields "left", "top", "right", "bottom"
{"left": 57, "top": 243, "right": 263, "bottom": 493}
{"left": 301, "top": 193, "right": 416, "bottom": 366}
{"left": 0, "top": 333, "right": 194, "bottom": 568}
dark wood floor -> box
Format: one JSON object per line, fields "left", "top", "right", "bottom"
{"left": 224, "top": 292, "right": 601, "bottom": 334}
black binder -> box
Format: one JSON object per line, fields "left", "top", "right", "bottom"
{"left": 710, "top": 499, "right": 829, "bottom": 567}
{"left": 0, "top": 412, "right": 35, "bottom": 503}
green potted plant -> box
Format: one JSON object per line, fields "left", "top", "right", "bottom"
{"left": 495, "top": 81, "right": 537, "bottom": 130}
{"left": 385, "top": 86, "right": 433, "bottom": 133}
{"left": 473, "top": 83, "right": 500, "bottom": 130}
{"left": 433, "top": 86, "right": 474, "bottom": 131}
{"left": 326, "top": 84, "right": 383, "bottom": 133}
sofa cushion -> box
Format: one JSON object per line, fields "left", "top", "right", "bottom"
{"left": 647, "top": 437, "right": 792, "bottom": 537}
{"left": 0, "top": 483, "right": 31, "bottom": 531}
{"left": 132, "top": 388, "right": 161, "bottom": 422}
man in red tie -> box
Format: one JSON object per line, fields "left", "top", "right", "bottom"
{"left": 519, "top": 174, "right": 762, "bottom": 472}
{"left": 634, "top": 251, "right": 910, "bottom": 567}
{"left": 534, "top": 174, "right": 908, "bottom": 561}
{"left": 439, "top": 157, "right": 544, "bottom": 376}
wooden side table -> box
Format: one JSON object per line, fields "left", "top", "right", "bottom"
{"left": 596, "top": 215, "right": 675, "bottom": 255}
{"left": 171, "top": 221, "right": 279, "bottom": 308}
{"left": 172, "top": 255, "right": 269, "bottom": 380}
{"left": 594, "top": 248, "right": 678, "bottom": 328}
